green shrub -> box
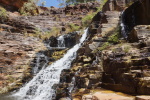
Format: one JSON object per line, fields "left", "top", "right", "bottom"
{"left": 108, "top": 26, "right": 120, "bottom": 44}
{"left": 98, "top": 42, "right": 110, "bottom": 51}
{"left": 0, "top": 7, "right": 8, "bottom": 21}
{"left": 123, "top": 45, "right": 130, "bottom": 53}
{"left": 108, "top": 33, "right": 119, "bottom": 43}
{"left": 19, "top": 0, "right": 39, "bottom": 15}
{"left": 81, "top": 0, "right": 108, "bottom": 27}
{"left": 34, "top": 27, "right": 60, "bottom": 40}
{"left": 82, "top": 13, "right": 93, "bottom": 27}
{"left": 69, "top": 23, "right": 80, "bottom": 32}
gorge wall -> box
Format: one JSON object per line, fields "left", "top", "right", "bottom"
{"left": 0, "top": 0, "right": 27, "bottom": 10}
{"left": 55, "top": 0, "right": 150, "bottom": 99}
{"left": 123, "top": 0, "right": 150, "bottom": 39}
{"left": 0, "top": 2, "right": 100, "bottom": 94}
{"left": 1, "top": 0, "right": 150, "bottom": 100}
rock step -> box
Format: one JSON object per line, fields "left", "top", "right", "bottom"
{"left": 101, "top": 27, "right": 117, "bottom": 36}
{"left": 106, "top": 18, "right": 120, "bottom": 24}
{"left": 102, "top": 23, "right": 117, "bottom": 28}
{"left": 93, "top": 37, "right": 107, "bottom": 42}
{"left": 105, "top": 11, "right": 121, "bottom": 17}
{"left": 82, "top": 92, "right": 134, "bottom": 100}
{"left": 101, "top": 25, "right": 117, "bottom": 32}
{"left": 136, "top": 96, "right": 150, "bottom": 100}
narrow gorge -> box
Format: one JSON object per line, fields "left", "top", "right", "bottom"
{"left": 0, "top": 0, "right": 150, "bottom": 100}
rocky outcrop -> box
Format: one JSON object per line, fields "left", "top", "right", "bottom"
{"left": 99, "top": 0, "right": 150, "bottom": 96}
{"left": 0, "top": 2, "right": 100, "bottom": 94}
{"left": 0, "top": 0, "right": 27, "bottom": 10}
{"left": 0, "top": 28, "right": 46, "bottom": 93}
{"left": 45, "top": 32, "right": 80, "bottom": 48}
{"left": 55, "top": 0, "right": 150, "bottom": 99}
{"left": 122, "top": 0, "right": 150, "bottom": 37}
{"left": 101, "top": 43, "right": 150, "bottom": 94}
{"left": 82, "top": 89, "right": 134, "bottom": 100}
{"left": 1, "top": 0, "right": 150, "bottom": 99}
{"left": 55, "top": 0, "right": 123, "bottom": 99}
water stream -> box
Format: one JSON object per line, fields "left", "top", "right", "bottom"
{"left": 6, "top": 28, "right": 88, "bottom": 100}
{"left": 32, "top": 53, "right": 49, "bottom": 75}
{"left": 57, "top": 35, "right": 65, "bottom": 47}
{"left": 121, "top": 11, "right": 128, "bottom": 39}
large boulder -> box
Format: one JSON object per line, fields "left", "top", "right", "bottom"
{"left": 122, "top": 0, "right": 150, "bottom": 36}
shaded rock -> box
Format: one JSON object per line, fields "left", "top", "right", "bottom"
{"left": 0, "top": 0, "right": 27, "bottom": 10}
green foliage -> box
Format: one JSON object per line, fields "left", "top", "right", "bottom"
{"left": 126, "top": 1, "right": 134, "bottom": 7}
{"left": 92, "top": 42, "right": 110, "bottom": 53}
{"left": 0, "top": 7, "right": 8, "bottom": 21}
{"left": 123, "top": 45, "right": 130, "bottom": 53}
{"left": 96, "top": 0, "right": 108, "bottom": 12}
{"left": 58, "top": 0, "right": 97, "bottom": 5}
{"left": 19, "top": 0, "right": 41, "bottom": 15}
{"left": 33, "top": 27, "right": 60, "bottom": 40}
{"left": 82, "top": 13, "right": 93, "bottom": 27}
{"left": 108, "top": 33, "right": 119, "bottom": 43}
{"left": 108, "top": 27, "right": 120, "bottom": 44}
{"left": 19, "top": 2, "right": 37, "bottom": 15}
{"left": 98, "top": 42, "right": 110, "bottom": 51}
{"left": 81, "top": 0, "right": 108, "bottom": 27}
{"left": 69, "top": 23, "right": 80, "bottom": 32}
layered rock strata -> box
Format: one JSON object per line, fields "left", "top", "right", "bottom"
{"left": 0, "top": 2, "right": 100, "bottom": 94}
{"left": 55, "top": 0, "right": 150, "bottom": 99}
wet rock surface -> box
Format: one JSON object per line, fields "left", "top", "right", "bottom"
{"left": 1, "top": 0, "right": 150, "bottom": 99}
{"left": 55, "top": 0, "right": 150, "bottom": 99}
{"left": 0, "top": 2, "right": 100, "bottom": 94}
{"left": 55, "top": 0, "right": 122, "bottom": 99}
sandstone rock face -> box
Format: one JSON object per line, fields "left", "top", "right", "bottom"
{"left": 122, "top": 0, "right": 150, "bottom": 36}
{"left": 128, "top": 25, "right": 150, "bottom": 43}
{"left": 0, "top": 30, "right": 46, "bottom": 93}
{"left": 0, "top": 1, "right": 100, "bottom": 94}
{"left": 80, "top": 89, "right": 135, "bottom": 100}
{"left": 55, "top": 0, "right": 122, "bottom": 99}
{"left": 101, "top": 43, "right": 150, "bottom": 94}
{"left": 55, "top": 0, "right": 150, "bottom": 99}
{"left": 0, "top": 16, "right": 47, "bottom": 93}
{"left": 0, "top": 0, "right": 27, "bottom": 10}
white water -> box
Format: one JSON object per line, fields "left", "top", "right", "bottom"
{"left": 32, "top": 53, "right": 49, "bottom": 75}
{"left": 121, "top": 11, "right": 127, "bottom": 39}
{"left": 13, "top": 28, "right": 88, "bottom": 100}
{"left": 57, "top": 35, "right": 65, "bottom": 47}
{"left": 45, "top": 34, "right": 66, "bottom": 50}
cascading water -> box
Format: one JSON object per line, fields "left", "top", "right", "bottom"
{"left": 32, "top": 53, "right": 49, "bottom": 75}
{"left": 12, "top": 28, "right": 88, "bottom": 100}
{"left": 121, "top": 11, "right": 128, "bottom": 39}
{"left": 57, "top": 35, "right": 65, "bottom": 47}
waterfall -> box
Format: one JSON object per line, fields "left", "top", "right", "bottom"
{"left": 13, "top": 28, "right": 88, "bottom": 100}
{"left": 121, "top": 11, "right": 128, "bottom": 39}
{"left": 57, "top": 35, "right": 65, "bottom": 47}
{"left": 32, "top": 53, "right": 49, "bottom": 75}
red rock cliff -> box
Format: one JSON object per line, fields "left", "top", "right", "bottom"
{"left": 0, "top": 0, "right": 28, "bottom": 10}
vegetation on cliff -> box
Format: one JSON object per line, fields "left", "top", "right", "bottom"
{"left": 0, "top": 7, "right": 8, "bottom": 22}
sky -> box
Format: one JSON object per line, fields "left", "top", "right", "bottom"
{"left": 40, "top": 0, "right": 101, "bottom": 7}
{"left": 42, "top": 0, "right": 61, "bottom": 7}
